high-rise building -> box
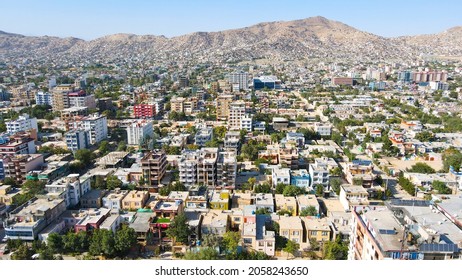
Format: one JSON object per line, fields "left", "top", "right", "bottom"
{"left": 4, "top": 154, "right": 44, "bottom": 184}
{"left": 65, "top": 130, "right": 89, "bottom": 152}
{"left": 127, "top": 119, "right": 153, "bottom": 145}
{"left": 216, "top": 95, "right": 233, "bottom": 121}
{"left": 52, "top": 84, "right": 74, "bottom": 112}
{"left": 253, "top": 76, "right": 282, "bottom": 90}
{"left": 228, "top": 100, "right": 246, "bottom": 130}
{"left": 141, "top": 150, "right": 167, "bottom": 190}
{"left": 78, "top": 114, "right": 108, "bottom": 145}
{"left": 68, "top": 90, "right": 96, "bottom": 109}
{"left": 217, "top": 151, "right": 237, "bottom": 187}
{"left": 35, "top": 91, "right": 53, "bottom": 106}
{"left": 226, "top": 71, "right": 249, "bottom": 91}
{"left": 6, "top": 114, "right": 38, "bottom": 134}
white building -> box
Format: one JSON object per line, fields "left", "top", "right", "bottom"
{"left": 228, "top": 100, "right": 246, "bottom": 130}
{"left": 126, "top": 119, "right": 153, "bottom": 145}
{"left": 240, "top": 114, "right": 253, "bottom": 131}
{"left": 217, "top": 150, "right": 237, "bottom": 187}
{"left": 195, "top": 126, "right": 213, "bottom": 147}
{"left": 271, "top": 166, "right": 291, "bottom": 187}
{"left": 69, "top": 94, "right": 96, "bottom": 109}
{"left": 6, "top": 114, "right": 38, "bottom": 134}
{"left": 45, "top": 174, "right": 91, "bottom": 208}
{"left": 309, "top": 158, "right": 331, "bottom": 190}
{"left": 179, "top": 150, "right": 199, "bottom": 187}
{"left": 35, "top": 91, "right": 53, "bottom": 106}
{"left": 226, "top": 71, "right": 249, "bottom": 91}
{"left": 314, "top": 122, "right": 332, "bottom": 136}
{"left": 79, "top": 114, "right": 108, "bottom": 145}
{"left": 102, "top": 190, "right": 129, "bottom": 212}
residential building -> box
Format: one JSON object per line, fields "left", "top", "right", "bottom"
{"left": 309, "top": 158, "right": 332, "bottom": 191}
{"left": 227, "top": 71, "right": 249, "bottom": 91}
{"left": 102, "top": 189, "right": 129, "bottom": 212}
{"left": 216, "top": 151, "right": 237, "bottom": 187}
{"left": 0, "top": 185, "right": 20, "bottom": 206}
{"left": 278, "top": 145, "right": 299, "bottom": 169}
{"left": 127, "top": 119, "right": 153, "bottom": 145}
{"left": 141, "top": 150, "right": 167, "bottom": 190}
{"left": 68, "top": 91, "right": 96, "bottom": 109}
{"left": 290, "top": 169, "right": 311, "bottom": 189}
{"left": 80, "top": 189, "right": 107, "bottom": 208}
{"left": 0, "top": 134, "right": 36, "bottom": 155}
{"left": 51, "top": 84, "right": 74, "bottom": 112}
{"left": 179, "top": 150, "right": 199, "bottom": 188}
{"left": 195, "top": 126, "right": 213, "bottom": 147}
{"left": 272, "top": 166, "right": 290, "bottom": 187}
{"left": 272, "top": 117, "right": 289, "bottom": 131}
{"left": 4, "top": 154, "right": 44, "bottom": 184}
{"left": 79, "top": 114, "right": 108, "bottom": 145}
{"left": 122, "top": 190, "right": 149, "bottom": 210}
{"left": 65, "top": 130, "right": 89, "bottom": 152}
{"left": 255, "top": 193, "right": 274, "bottom": 213}
{"left": 134, "top": 104, "right": 156, "bottom": 118}
{"left": 200, "top": 210, "right": 229, "bottom": 236}
{"left": 35, "top": 91, "right": 53, "bottom": 106}
{"left": 285, "top": 132, "right": 305, "bottom": 147}
{"left": 6, "top": 114, "right": 38, "bottom": 134}
{"left": 224, "top": 131, "right": 240, "bottom": 151}
{"left": 209, "top": 190, "right": 231, "bottom": 210}
{"left": 345, "top": 159, "right": 375, "bottom": 188}
{"left": 228, "top": 100, "right": 246, "bottom": 130}
{"left": 216, "top": 95, "right": 233, "bottom": 121}
{"left": 4, "top": 197, "right": 66, "bottom": 240}
{"left": 240, "top": 114, "right": 253, "bottom": 131}
{"left": 45, "top": 174, "right": 91, "bottom": 208}
{"left": 275, "top": 194, "right": 297, "bottom": 216}
{"left": 241, "top": 210, "right": 275, "bottom": 256}
{"left": 279, "top": 216, "right": 303, "bottom": 244}
{"left": 339, "top": 185, "right": 369, "bottom": 211}
{"left": 197, "top": 147, "right": 218, "bottom": 188}
{"left": 313, "top": 122, "right": 332, "bottom": 136}
{"left": 296, "top": 194, "right": 320, "bottom": 215}
{"left": 302, "top": 217, "right": 331, "bottom": 242}
{"left": 99, "top": 214, "right": 122, "bottom": 233}
{"left": 74, "top": 208, "right": 111, "bottom": 233}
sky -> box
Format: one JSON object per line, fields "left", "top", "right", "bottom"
{"left": 1, "top": 0, "right": 462, "bottom": 40}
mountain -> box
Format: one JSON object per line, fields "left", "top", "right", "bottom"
{"left": 0, "top": 16, "right": 461, "bottom": 63}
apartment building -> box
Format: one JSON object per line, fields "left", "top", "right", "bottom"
{"left": 226, "top": 71, "right": 249, "bottom": 91}
{"left": 51, "top": 84, "right": 74, "bottom": 112}
{"left": 0, "top": 134, "right": 36, "bottom": 155}
{"left": 224, "top": 131, "right": 240, "bottom": 151}
{"left": 6, "top": 114, "right": 38, "bottom": 134}
{"left": 79, "top": 114, "right": 108, "bottom": 145}
{"left": 179, "top": 150, "right": 199, "bottom": 187}
{"left": 272, "top": 166, "right": 290, "bottom": 187}
{"left": 339, "top": 185, "right": 369, "bottom": 211}
{"left": 197, "top": 147, "right": 218, "bottom": 188}
{"left": 65, "top": 130, "right": 89, "bottom": 152}
{"left": 279, "top": 216, "right": 303, "bottom": 244}
{"left": 275, "top": 194, "right": 297, "bottom": 216}
{"left": 345, "top": 159, "right": 375, "bottom": 188}
{"left": 45, "top": 174, "right": 91, "bottom": 208}
{"left": 126, "top": 119, "right": 153, "bottom": 145}
{"left": 102, "top": 189, "right": 129, "bottom": 212}
{"left": 122, "top": 190, "right": 149, "bottom": 210}
{"left": 255, "top": 193, "right": 275, "bottom": 213}
{"left": 216, "top": 95, "right": 233, "bottom": 121}
{"left": 194, "top": 126, "right": 213, "bottom": 147}
{"left": 4, "top": 197, "right": 66, "bottom": 240}
{"left": 302, "top": 217, "right": 331, "bottom": 242}
{"left": 4, "top": 154, "right": 44, "bottom": 184}
{"left": 209, "top": 190, "right": 231, "bottom": 210}
{"left": 141, "top": 150, "right": 167, "bottom": 190}
{"left": 216, "top": 150, "right": 237, "bottom": 187}
{"left": 35, "top": 91, "right": 53, "bottom": 106}
{"left": 228, "top": 100, "right": 246, "bottom": 130}
{"left": 134, "top": 104, "right": 156, "bottom": 118}
{"left": 68, "top": 91, "right": 96, "bottom": 109}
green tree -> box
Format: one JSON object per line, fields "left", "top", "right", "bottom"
{"left": 93, "top": 175, "right": 106, "bottom": 189}
{"left": 106, "top": 175, "right": 123, "bottom": 190}
{"left": 201, "top": 234, "right": 222, "bottom": 248}
{"left": 432, "top": 180, "right": 452, "bottom": 194}
{"left": 283, "top": 239, "right": 300, "bottom": 259}
{"left": 300, "top": 206, "right": 318, "bottom": 217}
{"left": 115, "top": 225, "right": 138, "bottom": 256}
{"left": 117, "top": 141, "right": 127, "bottom": 151}
{"left": 47, "top": 233, "right": 64, "bottom": 253}
{"left": 222, "top": 231, "right": 241, "bottom": 255}
{"left": 11, "top": 244, "right": 33, "bottom": 260}
{"left": 98, "top": 140, "right": 110, "bottom": 155}
{"left": 74, "top": 149, "right": 93, "bottom": 166}
{"left": 442, "top": 148, "right": 462, "bottom": 172}
{"left": 315, "top": 184, "right": 324, "bottom": 196}
{"left": 407, "top": 162, "right": 436, "bottom": 174}
{"left": 330, "top": 178, "right": 342, "bottom": 195}
{"left": 275, "top": 183, "right": 287, "bottom": 194}
{"left": 166, "top": 213, "right": 191, "bottom": 244}
{"left": 323, "top": 235, "right": 348, "bottom": 260}
{"left": 283, "top": 185, "right": 304, "bottom": 196}
{"left": 213, "top": 126, "right": 227, "bottom": 140}
{"left": 3, "top": 177, "right": 18, "bottom": 188}
{"left": 89, "top": 229, "right": 115, "bottom": 257}
{"left": 254, "top": 183, "right": 271, "bottom": 193}
{"left": 184, "top": 247, "right": 219, "bottom": 260}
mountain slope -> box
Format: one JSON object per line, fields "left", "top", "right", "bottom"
{"left": 0, "top": 17, "right": 461, "bottom": 63}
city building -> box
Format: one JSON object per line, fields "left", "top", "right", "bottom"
{"left": 6, "top": 114, "right": 38, "bottom": 134}
{"left": 80, "top": 189, "right": 107, "bottom": 209}
{"left": 228, "top": 100, "right": 246, "bottom": 130}
{"left": 68, "top": 90, "right": 96, "bottom": 109}
{"left": 278, "top": 216, "right": 303, "bottom": 244}
{"left": 197, "top": 148, "right": 218, "bottom": 188}
{"left": 0, "top": 133, "right": 36, "bottom": 155}
{"left": 134, "top": 104, "right": 156, "bottom": 118}
{"left": 65, "top": 130, "right": 89, "bottom": 152}
{"left": 140, "top": 150, "right": 167, "bottom": 190}
{"left": 122, "top": 190, "right": 149, "bottom": 210}
{"left": 216, "top": 95, "right": 233, "bottom": 121}
{"left": 45, "top": 174, "right": 91, "bottom": 208}
{"left": 339, "top": 185, "right": 369, "bottom": 211}
{"left": 209, "top": 190, "right": 231, "bottom": 210}
{"left": 296, "top": 194, "right": 320, "bottom": 215}
{"left": 102, "top": 189, "right": 129, "bottom": 212}
{"left": 253, "top": 76, "right": 281, "bottom": 90}
{"left": 290, "top": 169, "right": 311, "bottom": 189}
{"left": 275, "top": 194, "right": 297, "bottom": 216}
{"left": 51, "top": 84, "right": 74, "bottom": 112}
{"left": 194, "top": 126, "right": 213, "bottom": 147}
{"left": 3, "top": 197, "right": 66, "bottom": 240}
{"left": 77, "top": 114, "right": 108, "bottom": 145}
{"left": 227, "top": 71, "right": 249, "bottom": 91}
{"left": 272, "top": 166, "right": 291, "bottom": 187}
{"left": 179, "top": 150, "right": 199, "bottom": 188}
{"left": 216, "top": 150, "right": 237, "bottom": 187}
{"left": 255, "top": 193, "right": 275, "bottom": 213}
{"left": 35, "top": 91, "right": 53, "bottom": 106}
{"left": 127, "top": 119, "right": 154, "bottom": 145}
{"left": 4, "top": 154, "right": 44, "bottom": 184}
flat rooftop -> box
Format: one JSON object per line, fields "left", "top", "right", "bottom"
{"left": 278, "top": 216, "right": 303, "bottom": 230}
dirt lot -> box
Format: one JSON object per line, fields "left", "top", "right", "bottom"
{"left": 384, "top": 157, "right": 443, "bottom": 172}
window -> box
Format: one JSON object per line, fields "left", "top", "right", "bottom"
{"left": 293, "top": 231, "right": 299, "bottom": 236}
{"left": 283, "top": 231, "right": 289, "bottom": 236}
{"left": 310, "top": 231, "right": 317, "bottom": 236}
{"left": 258, "top": 242, "right": 264, "bottom": 247}
{"left": 322, "top": 231, "right": 329, "bottom": 236}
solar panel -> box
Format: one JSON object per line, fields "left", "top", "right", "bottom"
{"left": 420, "top": 243, "right": 459, "bottom": 253}
{"left": 379, "top": 229, "right": 396, "bottom": 235}
{"left": 390, "top": 199, "right": 431, "bottom": 207}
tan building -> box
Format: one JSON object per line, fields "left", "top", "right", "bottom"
{"left": 122, "top": 190, "right": 149, "bottom": 210}
{"left": 170, "top": 97, "right": 185, "bottom": 113}
{"left": 275, "top": 194, "right": 297, "bottom": 216}
{"left": 0, "top": 185, "right": 21, "bottom": 205}
{"left": 228, "top": 100, "right": 246, "bottom": 130}
{"left": 278, "top": 216, "right": 303, "bottom": 244}
{"left": 52, "top": 84, "right": 74, "bottom": 112}
{"left": 216, "top": 95, "right": 233, "bottom": 121}
{"left": 302, "top": 217, "right": 331, "bottom": 242}
{"left": 339, "top": 185, "right": 369, "bottom": 211}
